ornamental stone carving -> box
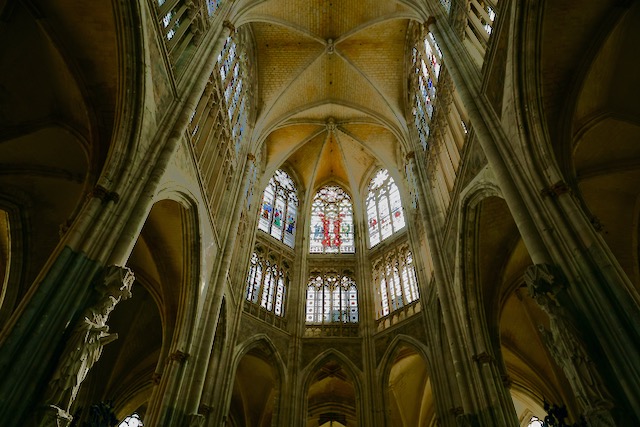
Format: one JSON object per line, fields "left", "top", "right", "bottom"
{"left": 525, "top": 264, "right": 614, "bottom": 426}
{"left": 43, "top": 265, "right": 134, "bottom": 421}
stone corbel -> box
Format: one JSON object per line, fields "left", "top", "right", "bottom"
{"left": 471, "top": 351, "right": 494, "bottom": 364}
{"left": 152, "top": 372, "right": 162, "bottom": 385}
{"left": 90, "top": 185, "right": 120, "bottom": 205}
{"left": 168, "top": 350, "right": 190, "bottom": 364}
{"left": 540, "top": 181, "right": 571, "bottom": 199}
{"left": 524, "top": 263, "right": 566, "bottom": 298}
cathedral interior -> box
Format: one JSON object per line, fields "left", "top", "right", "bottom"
{"left": 1, "top": 0, "right": 640, "bottom": 426}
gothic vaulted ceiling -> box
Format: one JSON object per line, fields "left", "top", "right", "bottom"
{"left": 234, "top": 0, "right": 424, "bottom": 198}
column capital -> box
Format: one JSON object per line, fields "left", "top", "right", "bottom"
{"left": 524, "top": 263, "right": 566, "bottom": 298}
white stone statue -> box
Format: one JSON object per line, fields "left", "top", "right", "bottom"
{"left": 45, "top": 266, "right": 134, "bottom": 415}
{"left": 526, "top": 264, "right": 615, "bottom": 427}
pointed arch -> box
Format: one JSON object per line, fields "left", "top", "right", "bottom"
{"left": 377, "top": 335, "right": 435, "bottom": 427}
{"left": 224, "top": 335, "right": 286, "bottom": 427}
{"left": 301, "top": 349, "right": 363, "bottom": 427}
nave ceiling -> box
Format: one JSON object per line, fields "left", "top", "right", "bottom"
{"left": 234, "top": 0, "right": 426, "bottom": 197}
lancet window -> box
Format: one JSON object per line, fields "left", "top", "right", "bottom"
{"left": 309, "top": 186, "right": 354, "bottom": 254}
{"left": 367, "top": 169, "right": 406, "bottom": 247}
{"left": 245, "top": 249, "right": 289, "bottom": 317}
{"left": 186, "top": 29, "right": 253, "bottom": 233}
{"left": 154, "top": 0, "right": 208, "bottom": 70}
{"left": 373, "top": 244, "right": 419, "bottom": 318}
{"left": 217, "top": 35, "right": 249, "bottom": 154}
{"left": 258, "top": 169, "right": 298, "bottom": 247}
{"left": 412, "top": 31, "right": 443, "bottom": 151}
{"left": 462, "top": 0, "right": 498, "bottom": 65}
{"left": 305, "top": 272, "right": 358, "bottom": 324}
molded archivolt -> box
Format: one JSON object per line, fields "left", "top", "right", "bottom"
{"left": 226, "top": 335, "right": 285, "bottom": 427}
{"left": 301, "top": 349, "right": 362, "bottom": 427}
{"left": 0, "top": 201, "right": 27, "bottom": 329}
{"left": 458, "top": 189, "right": 569, "bottom": 420}
{"left": 377, "top": 336, "right": 435, "bottom": 427}
{"left": 567, "top": 4, "right": 640, "bottom": 289}
{"left": 78, "top": 198, "right": 202, "bottom": 418}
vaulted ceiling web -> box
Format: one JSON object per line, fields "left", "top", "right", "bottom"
{"left": 237, "top": 0, "right": 423, "bottom": 196}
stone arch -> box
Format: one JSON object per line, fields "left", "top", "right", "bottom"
{"left": 378, "top": 335, "right": 435, "bottom": 427}
{"left": 0, "top": 197, "right": 29, "bottom": 330}
{"left": 457, "top": 184, "right": 571, "bottom": 421}
{"left": 224, "top": 334, "right": 286, "bottom": 427}
{"left": 300, "top": 349, "right": 363, "bottom": 427}
{"left": 95, "top": 196, "right": 202, "bottom": 423}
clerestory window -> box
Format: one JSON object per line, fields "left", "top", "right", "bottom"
{"left": 309, "top": 185, "right": 354, "bottom": 254}
{"left": 373, "top": 244, "right": 419, "bottom": 318}
{"left": 217, "top": 35, "right": 249, "bottom": 155}
{"left": 412, "top": 31, "right": 443, "bottom": 151}
{"left": 366, "top": 169, "right": 406, "bottom": 247}
{"left": 305, "top": 272, "right": 358, "bottom": 324}
{"left": 258, "top": 169, "right": 298, "bottom": 248}
{"left": 245, "top": 251, "right": 288, "bottom": 317}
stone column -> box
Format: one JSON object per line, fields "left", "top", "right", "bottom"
{"left": 427, "top": 4, "right": 640, "bottom": 418}
{"left": 178, "top": 151, "right": 257, "bottom": 426}
{"left": 525, "top": 264, "right": 615, "bottom": 427}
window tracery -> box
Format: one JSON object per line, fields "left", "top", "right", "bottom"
{"left": 258, "top": 169, "right": 298, "bottom": 248}
{"left": 305, "top": 272, "right": 358, "bottom": 325}
{"left": 412, "top": 31, "right": 443, "bottom": 151}
{"left": 218, "top": 35, "right": 249, "bottom": 154}
{"left": 309, "top": 186, "right": 354, "bottom": 254}
{"left": 373, "top": 244, "right": 419, "bottom": 319}
{"left": 245, "top": 248, "right": 289, "bottom": 317}
{"left": 367, "top": 169, "right": 406, "bottom": 247}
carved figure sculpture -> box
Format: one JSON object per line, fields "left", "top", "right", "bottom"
{"left": 45, "top": 266, "right": 134, "bottom": 414}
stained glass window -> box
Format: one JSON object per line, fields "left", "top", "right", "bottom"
{"left": 118, "top": 414, "right": 143, "bottom": 427}
{"left": 305, "top": 273, "right": 358, "bottom": 324}
{"left": 373, "top": 244, "right": 419, "bottom": 318}
{"left": 217, "top": 36, "right": 248, "bottom": 153}
{"left": 161, "top": 11, "right": 177, "bottom": 40}
{"left": 412, "top": 32, "right": 442, "bottom": 151}
{"left": 258, "top": 169, "right": 298, "bottom": 247}
{"left": 367, "top": 170, "right": 406, "bottom": 247}
{"left": 207, "top": 0, "right": 222, "bottom": 15}
{"left": 309, "top": 186, "right": 354, "bottom": 254}
{"left": 246, "top": 251, "right": 288, "bottom": 317}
